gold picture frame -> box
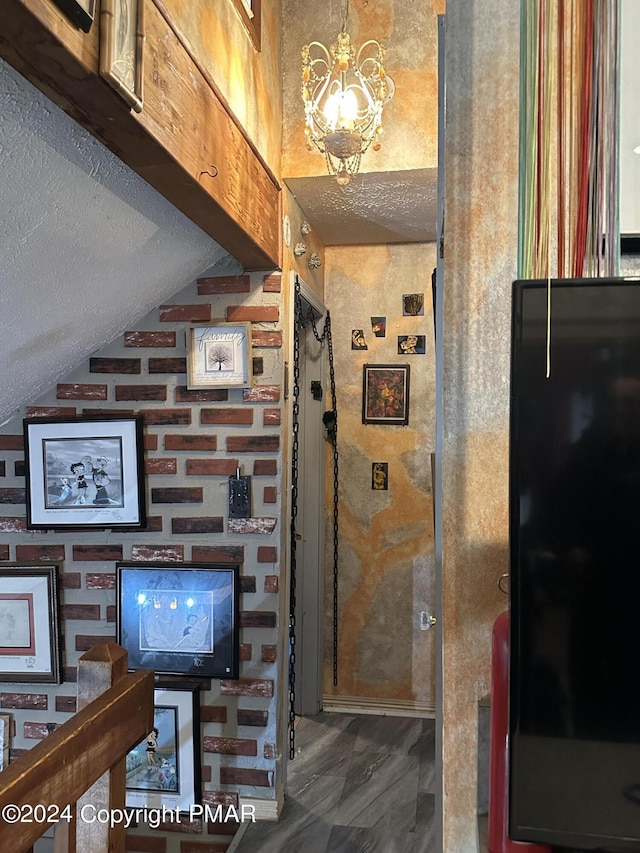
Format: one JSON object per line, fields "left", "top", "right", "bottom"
{"left": 99, "top": 0, "right": 145, "bottom": 113}
{"left": 187, "top": 323, "right": 253, "bottom": 390}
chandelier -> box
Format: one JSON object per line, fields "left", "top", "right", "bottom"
{"left": 301, "top": 2, "right": 395, "bottom": 185}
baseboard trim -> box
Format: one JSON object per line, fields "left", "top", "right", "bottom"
{"left": 322, "top": 694, "right": 436, "bottom": 718}
{"left": 239, "top": 784, "right": 284, "bottom": 822}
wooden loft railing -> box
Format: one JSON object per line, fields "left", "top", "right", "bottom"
{"left": 0, "top": 644, "right": 154, "bottom": 853}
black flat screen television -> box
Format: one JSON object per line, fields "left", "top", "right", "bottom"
{"left": 509, "top": 277, "right": 640, "bottom": 851}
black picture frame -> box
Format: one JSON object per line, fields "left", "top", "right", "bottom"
{"left": 23, "top": 415, "right": 147, "bottom": 531}
{"left": 117, "top": 562, "right": 240, "bottom": 679}
{"left": 126, "top": 681, "right": 201, "bottom": 812}
{"left": 51, "top": 0, "right": 95, "bottom": 32}
{"left": 0, "top": 563, "right": 62, "bottom": 684}
{"left": 362, "top": 364, "right": 410, "bottom": 425}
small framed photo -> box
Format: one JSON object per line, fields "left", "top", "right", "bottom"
{"left": 362, "top": 364, "right": 410, "bottom": 426}
{"left": 117, "top": 562, "right": 240, "bottom": 678}
{"left": 126, "top": 683, "right": 201, "bottom": 812}
{"left": 51, "top": 0, "right": 95, "bottom": 32}
{"left": 187, "top": 323, "right": 252, "bottom": 389}
{"left": 99, "top": 0, "right": 145, "bottom": 113}
{"left": 0, "top": 564, "right": 62, "bottom": 684}
{"left": 24, "top": 415, "right": 146, "bottom": 531}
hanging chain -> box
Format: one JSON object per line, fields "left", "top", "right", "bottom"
{"left": 289, "top": 278, "right": 340, "bottom": 761}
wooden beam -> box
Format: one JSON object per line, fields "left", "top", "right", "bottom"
{"left": 0, "top": 0, "right": 281, "bottom": 270}
{"left": 0, "top": 668, "right": 154, "bottom": 853}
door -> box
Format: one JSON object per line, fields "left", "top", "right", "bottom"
{"left": 292, "top": 274, "right": 327, "bottom": 716}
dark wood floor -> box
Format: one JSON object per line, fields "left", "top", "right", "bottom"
{"left": 237, "top": 711, "right": 437, "bottom": 853}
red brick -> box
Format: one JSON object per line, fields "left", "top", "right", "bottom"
{"left": 148, "top": 358, "right": 187, "bottom": 374}
{"left": 186, "top": 459, "right": 236, "bottom": 476}
{"left": 242, "top": 386, "right": 280, "bottom": 403}
{"left": 24, "top": 722, "right": 51, "bottom": 739}
{"left": 239, "top": 643, "right": 252, "bottom": 661}
{"left": 159, "top": 304, "right": 211, "bottom": 322}
{"left": 90, "top": 357, "right": 141, "bottom": 374}
{"left": 0, "top": 435, "right": 23, "bottom": 450}
{"left": 115, "top": 385, "right": 167, "bottom": 401}
{"left": 263, "top": 408, "right": 281, "bottom": 426}
{"left": 200, "top": 409, "right": 253, "bottom": 425}
{"left": 143, "top": 516, "right": 164, "bottom": 532}
{"left": 261, "top": 644, "right": 277, "bottom": 662}
{"left": 82, "top": 408, "right": 134, "bottom": 418}
{"left": 253, "top": 460, "right": 277, "bottom": 476}
{"left": 26, "top": 406, "right": 76, "bottom": 418}
{"left": 197, "top": 275, "right": 250, "bottom": 294}
{"left": 165, "top": 435, "right": 218, "bottom": 451}
{"left": 0, "top": 488, "right": 26, "bottom": 504}
{"left": 192, "top": 546, "right": 243, "bottom": 563}
{"left": 226, "top": 436, "right": 279, "bottom": 453}
{"left": 156, "top": 817, "right": 202, "bottom": 834}
{"left": 14, "top": 460, "right": 24, "bottom": 477}
{"left": 63, "top": 667, "right": 77, "bottom": 683}
{"left": 203, "top": 737, "right": 257, "bottom": 756}
{"left": 0, "top": 461, "right": 5, "bottom": 476}
{"left": 145, "top": 458, "right": 177, "bottom": 475}
{"left": 15, "top": 545, "right": 64, "bottom": 562}
{"left": 201, "top": 764, "right": 212, "bottom": 783}
{"left": 252, "top": 356, "right": 264, "bottom": 376}
{"left": 200, "top": 706, "right": 227, "bottom": 724}
{"left": 201, "top": 792, "right": 238, "bottom": 808}
{"left": 1, "top": 693, "right": 47, "bottom": 710}
{"left": 171, "top": 517, "right": 224, "bottom": 534}
{"left": 75, "top": 635, "right": 115, "bottom": 652}
{"left": 0, "top": 545, "right": 8, "bottom": 561}
{"left": 262, "top": 273, "right": 282, "bottom": 292}
{"left": 228, "top": 518, "right": 277, "bottom": 534}
{"left": 257, "top": 546, "right": 277, "bottom": 563}
{"left": 0, "top": 517, "right": 28, "bottom": 533}
{"left": 86, "top": 573, "right": 116, "bottom": 589}
{"left": 207, "top": 820, "right": 239, "bottom": 836}
{"left": 252, "top": 330, "right": 282, "bottom": 348}
{"left": 179, "top": 842, "right": 228, "bottom": 853}
{"left": 174, "top": 387, "right": 227, "bottom": 403}
{"left": 240, "top": 611, "right": 276, "bottom": 628}
{"left": 106, "top": 605, "right": 116, "bottom": 622}
{"left": 239, "top": 576, "right": 256, "bottom": 593}
{"left": 264, "top": 575, "right": 279, "bottom": 593}
{"left": 141, "top": 409, "right": 191, "bottom": 425}
{"left": 60, "top": 572, "right": 81, "bottom": 589}
{"left": 125, "top": 331, "right": 176, "bottom": 348}
{"left": 227, "top": 306, "right": 278, "bottom": 323}
{"left": 57, "top": 383, "right": 108, "bottom": 400}
{"left": 263, "top": 486, "right": 277, "bottom": 503}
{"left": 144, "top": 434, "right": 159, "bottom": 451}
{"left": 63, "top": 604, "right": 100, "bottom": 620}
{"left": 220, "top": 679, "right": 273, "bottom": 698}
{"left": 131, "top": 545, "right": 185, "bottom": 562}
{"left": 219, "top": 767, "right": 272, "bottom": 788}
{"left": 73, "top": 545, "right": 123, "bottom": 561}
{"left": 55, "top": 695, "right": 77, "bottom": 714}
{"left": 152, "top": 488, "right": 202, "bottom": 504}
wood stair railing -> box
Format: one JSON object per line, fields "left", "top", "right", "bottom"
{"left": 0, "top": 643, "right": 154, "bottom": 853}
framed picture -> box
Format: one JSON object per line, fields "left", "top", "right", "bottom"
{"left": 126, "top": 682, "right": 201, "bottom": 812}
{"left": 0, "top": 564, "right": 62, "bottom": 684}
{"left": 99, "top": 0, "right": 145, "bottom": 113}
{"left": 23, "top": 415, "right": 147, "bottom": 531}
{"left": 362, "top": 364, "right": 410, "bottom": 426}
{"left": 187, "top": 323, "right": 252, "bottom": 390}
{"left": 51, "top": 0, "right": 95, "bottom": 32}
{"left": 117, "top": 562, "right": 240, "bottom": 678}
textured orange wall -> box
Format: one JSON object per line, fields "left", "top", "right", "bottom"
{"left": 442, "top": 1, "right": 520, "bottom": 851}
{"left": 281, "top": 0, "right": 440, "bottom": 179}
{"left": 324, "top": 243, "right": 436, "bottom": 710}
{"left": 161, "top": 0, "right": 283, "bottom": 175}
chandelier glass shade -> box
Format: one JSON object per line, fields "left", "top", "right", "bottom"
{"left": 301, "top": 29, "right": 395, "bottom": 185}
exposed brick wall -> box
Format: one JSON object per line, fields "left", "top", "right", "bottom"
{"left": 0, "top": 271, "right": 283, "bottom": 851}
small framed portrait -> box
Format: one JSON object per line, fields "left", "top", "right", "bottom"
{"left": 0, "top": 564, "right": 62, "bottom": 684}
{"left": 117, "top": 562, "right": 240, "bottom": 679}
{"left": 187, "top": 323, "right": 252, "bottom": 389}
{"left": 397, "top": 335, "right": 426, "bottom": 355}
{"left": 362, "top": 364, "right": 410, "bottom": 426}
{"left": 51, "top": 0, "right": 95, "bottom": 32}
{"left": 126, "top": 683, "right": 201, "bottom": 813}
{"left": 23, "top": 415, "right": 146, "bottom": 531}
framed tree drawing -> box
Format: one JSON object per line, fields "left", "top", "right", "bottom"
{"left": 117, "top": 562, "right": 240, "bottom": 678}
{"left": 23, "top": 415, "right": 146, "bottom": 530}
{"left": 0, "top": 564, "right": 62, "bottom": 684}
{"left": 362, "top": 364, "right": 410, "bottom": 425}
{"left": 125, "top": 683, "right": 201, "bottom": 812}
{"left": 187, "top": 323, "right": 252, "bottom": 389}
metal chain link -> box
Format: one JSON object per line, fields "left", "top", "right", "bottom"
{"left": 289, "top": 278, "right": 340, "bottom": 760}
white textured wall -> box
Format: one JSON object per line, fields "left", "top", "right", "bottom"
{"left": 0, "top": 59, "right": 232, "bottom": 425}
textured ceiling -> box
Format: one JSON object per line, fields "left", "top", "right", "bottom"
{"left": 285, "top": 169, "right": 438, "bottom": 246}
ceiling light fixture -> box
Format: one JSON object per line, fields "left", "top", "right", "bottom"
{"left": 301, "top": 0, "right": 394, "bottom": 186}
